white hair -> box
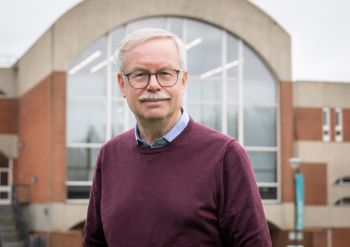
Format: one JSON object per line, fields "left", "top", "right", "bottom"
{"left": 113, "top": 28, "right": 187, "bottom": 72}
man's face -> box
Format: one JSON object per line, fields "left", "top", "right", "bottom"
{"left": 118, "top": 37, "right": 187, "bottom": 124}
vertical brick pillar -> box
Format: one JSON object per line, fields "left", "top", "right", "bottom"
{"left": 17, "top": 71, "right": 67, "bottom": 203}
{"left": 280, "top": 81, "right": 294, "bottom": 202}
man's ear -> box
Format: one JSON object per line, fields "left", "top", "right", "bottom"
{"left": 180, "top": 71, "right": 188, "bottom": 95}
{"left": 117, "top": 73, "right": 127, "bottom": 98}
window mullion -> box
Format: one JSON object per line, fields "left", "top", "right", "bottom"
{"left": 106, "top": 33, "right": 112, "bottom": 141}
{"left": 182, "top": 18, "right": 188, "bottom": 110}
{"left": 221, "top": 31, "right": 228, "bottom": 134}
{"left": 238, "top": 40, "right": 244, "bottom": 144}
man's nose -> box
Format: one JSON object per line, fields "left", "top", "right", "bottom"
{"left": 147, "top": 74, "right": 161, "bottom": 90}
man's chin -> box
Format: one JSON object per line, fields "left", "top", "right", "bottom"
{"left": 137, "top": 109, "right": 168, "bottom": 121}
{"left": 141, "top": 113, "right": 166, "bottom": 121}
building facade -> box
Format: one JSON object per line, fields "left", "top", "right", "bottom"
{"left": 0, "top": 0, "right": 349, "bottom": 246}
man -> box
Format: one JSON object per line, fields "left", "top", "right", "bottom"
{"left": 83, "top": 28, "right": 271, "bottom": 247}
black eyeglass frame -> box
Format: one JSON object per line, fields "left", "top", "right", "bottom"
{"left": 121, "top": 69, "right": 183, "bottom": 89}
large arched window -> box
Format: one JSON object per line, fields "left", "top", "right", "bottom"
{"left": 66, "top": 17, "right": 279, "bottom": 202}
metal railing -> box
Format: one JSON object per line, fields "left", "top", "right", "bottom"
{"left": 12, "top": 185, "right": 30, "bottom": 247}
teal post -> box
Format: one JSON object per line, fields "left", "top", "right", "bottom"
{"left": 295, "top": 173, "right": 304, "bottom": 230}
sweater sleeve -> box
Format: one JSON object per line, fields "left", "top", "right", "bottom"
{"left": 218, "top": 140, "right": 272, "bottom": 247}
{"left": 83, "top": 149, "right": 108, "bottom": 247}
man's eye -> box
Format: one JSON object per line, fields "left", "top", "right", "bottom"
{"left": 158, "top": 71, "right": 171, "bottom": 76}
{"left": 158, "top": 70, "right": 175, "bottom": 77}
{"left": 132, "top": 71, "right": 148, "bottom": 78}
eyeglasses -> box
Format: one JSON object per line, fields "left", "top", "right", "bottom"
{"left": 122, "top": 69, "right": 183, "bottom": 89}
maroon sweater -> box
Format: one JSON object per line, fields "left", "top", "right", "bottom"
{"left": 83, "top": 119, "right": 271, "bottom": 247}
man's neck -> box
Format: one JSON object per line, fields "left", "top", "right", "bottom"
{"left": 137, "top": 110, "right": 182, "bottom": 144}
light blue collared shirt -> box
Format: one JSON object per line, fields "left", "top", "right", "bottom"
{"left": 135, "top": 109, "right": 190, "bottom": 148}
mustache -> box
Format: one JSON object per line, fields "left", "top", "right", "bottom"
{"left": 138, "top": 92, "right": 171, "bottom": 102}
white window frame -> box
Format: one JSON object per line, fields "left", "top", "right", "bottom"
{"left": 335, "top": 176, "right": 350, "bottom": 186}
{"left": 335, "top": 107, "right": 343, "bottom": 142}
{"left": 334, "top": 197, "right": 350, "bottom": 207}
{"left": 323, "top": 107, "right": 330, "bottom": 142}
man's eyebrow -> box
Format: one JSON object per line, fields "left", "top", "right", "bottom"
{"left": 129, "top": 66, "right": 174, "bottom": 71}
{"left": 129, "top": 66, "right": 148, "bottom": 71}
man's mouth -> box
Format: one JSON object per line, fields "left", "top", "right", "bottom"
{"left": 138, "top": 93, "right": 171, "bottom": 102}
{"left": 140, "top": 98, "right": 169, "bottom": 102}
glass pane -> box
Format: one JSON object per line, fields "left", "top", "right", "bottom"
{"left": 187, "top": 19, "right": 222, "bottom": 76}
{"left": 111, "top": 100, "right": 125, "bottom": 137}
{"left": 67, "top": 148, "right": 99, "bottom": 181}
{"left": 0, "top": 159, "right": 8, "bottom": 168}
{"left": 187, "top": 77, "right": 222, "bottom": 101}
{"left": 126, "top": 17, "right": 166, "bottom": 33}
{"left": 168, "top": 17, "right": 183, "bottom": 37}
{"left": 247, "top": 151, "right": 276, "bottom": 182}
{"left": 227, "top": 76, "right": 238, "bottom": 102}
{"left": 227, "top": 34, "right": 239, "bottom": 77}
{"left": 188, "top": 103, "right": 221, "bottom": 131}
{"left": 127, "top": 108, "right": 137, "bottom": 130}
{"left": 227, "top": 104, "right": 238, "bottom": 138}
{"left": 68, "top": 35, "right": 107, "bottom": 97}
{"left": 0, "top": 172, "right": 8, "bottom": 186}
{"left": 67, "top": 185, "right": 91, "bottom": 199}
{"left": 244, "top": 106, "right": 276, "bottom": 147}
{"left": 111, "top": 69, "right": 122, "bottom": 98}
{"left": 243, "top": 45, "right": 276, "bottom": 103}
{"left": 259, "top": 187, "right": 277, "bottom": 200}
{"left": 0, "top": 192, "right": 8, "bottom": 199}
{"left": 67, "top": 100, "right": 106, "bottom": 143}
{"left": 111, "top": 26, "right": 125, "bottom": 98}
{"left": 111, "top": 26, "right": 125, "bottom": 53}
{"left": 227, "top": 35, "right": 239, "bottom": 102}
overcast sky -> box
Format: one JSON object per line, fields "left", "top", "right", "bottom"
{"left": 0, "top": 0, "right": 349, "bottom": 82}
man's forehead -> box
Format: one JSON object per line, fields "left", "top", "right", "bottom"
{"left": 130, "top": 37, "right": 178, "bottom": 51}
{"left": 124, "top": 38, "right": 181, "bottom": 70}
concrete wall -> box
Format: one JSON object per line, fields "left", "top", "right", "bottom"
{"left": 294, "top": 81, "right": 350, "bottom": 108}
{"left": 16, "top": 0, "right": 291, "bottom": 96}
{"left": 23, "top": 203, "right": 87, "bottom": 231}
{"left": 0, "top": 134, "right": 18, "bottom": 159}
{"left": 0, "top": 68, "right": 17, "bottom": 97}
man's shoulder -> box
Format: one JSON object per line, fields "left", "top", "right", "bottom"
{"left": 186, "top": 118, "right": 235, "bottom": 148}
{"left": 190, "top": 119, "right": 234, "bottom": 142}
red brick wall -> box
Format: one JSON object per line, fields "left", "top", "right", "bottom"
{"left": 0, "top": 98, "right": 18, "bottom": 133}
{"left": 48, "top": 231, "right": 83, "bottom": 247}
{"left": 16, "top": 72, "right": 66, "bottom": 203}
{"left": 294, "top": 108, "right": 323, "bottom": 141}
{"left": 50, "top": 72, "right": 67, "bottom": 202}
{"left": 311, "top": 229, "right": 327, "bottom": 247}
{"left": 333, "top": 228, "right": 350, "bottom": 247}
{"left": 280, "top": 81, "right": 294, "bottom": 202}
{"left": 294, "top": 107, "right": 350, "bottom": 142}
{"left": 343, "top": 109, "right": 350, "bottom": 142}
{"left": 271, "top": 228, "right": 327, "bottom": 247}
{"left": 300, "top": 163, "right": 328, "bottom": 205}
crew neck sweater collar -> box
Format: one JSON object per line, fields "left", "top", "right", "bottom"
{"left": 134, "top": 109, "right": 190, "bottom": 148}
{"left": 133, "top": 117, "right": 194, "bottom": 154}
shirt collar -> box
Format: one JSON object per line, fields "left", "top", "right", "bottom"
{"left": 135, "top": 109, "right": 190, "bottom": 148}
